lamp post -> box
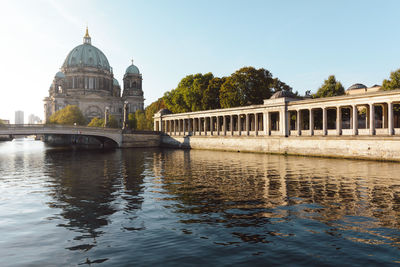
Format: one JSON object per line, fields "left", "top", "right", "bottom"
{"left": 123, "top": 101, "right": 129, "bottom": 130}
{"left": 104, "top": 107, "right": 109, "bottom": 127}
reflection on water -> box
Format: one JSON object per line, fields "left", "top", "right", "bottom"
{"left": 0, "top": 139, "right": 400, "bottom": 265}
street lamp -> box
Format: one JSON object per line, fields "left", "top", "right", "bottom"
{"left": 123, "top": 101, "right": 129, "bottom": 130}
{"left": 104, "top": 107, "right": 110, "bottom": 127}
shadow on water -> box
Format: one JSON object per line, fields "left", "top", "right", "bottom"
{"left": 152, "top": 149, "right": 400, "bottom": 264}
{"left": 43, "top": 147, "right": 147, "bottom": 252}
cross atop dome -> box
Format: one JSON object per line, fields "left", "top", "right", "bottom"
{"left": 83, "top": 26, "right": 91, "bottom": 45}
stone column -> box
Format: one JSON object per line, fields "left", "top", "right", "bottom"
{"left": 160, "top": 119, "right": 163, "bottom": 132}
{"left": 309, "top": 109, "right": 314, "bottom": 136}
{"left": 238, "top": 115, "right": 242, "bottom": 136}
{"left": 230, "top": 115, "right": 234, "bottom": 135}
{"left": 209, "top": 117, "right": 213, "bottom": 136}
{"left": 297, "top": 110, "right": 301, "bottom": 136}
{"left": 198, "top": 118, "right": 202, "bottom": 135}
{"left": 369, "top": 104, "right": 375, "bottom": 135}
{"left": 255, "top": 113, "right": 258, "bottom": 136}
{"left": 322, "top": 108, "right": 327, "bottom": 135}
{"left": 246, "top": 114, "right": 250, "bottom": 136}
{"left": 352, "top": 105, "right": 358, "bottom": 135}
{"left": 177, "top": 119, "right": 181, "bottom": 135}
{"left": 383, "top": 104, "right": 388, "bottom": 128}
{"left": 173, "top": 120, "right": 177, "bottom": 135}
{"left": 154, "top": 120, "right": 158, "bottom": 131}
{"left": 388, "top": 102, "right": 394, "bottom": 135}
{"left": 188, "top": 118, "right": 192, "bottom": 135}
{"left": 336, "top": 107, "right": 342, "bottom": 135}
{"left": 265, "top": 112, "right": 270, "bottom": 136}
{"left": 223, "top": 116, "right": 227, "bottom": 136}
{"left": 281, "top": 107, "right": 289, "bottom": 137}
{"left": 204, "top": 117, "right": 207, "bottom": 135}
{"left": 217, "top": 116, "right": 220, "bottom": 135}
{"left": 183, "top": 119, "right": 186, "bottom": 135}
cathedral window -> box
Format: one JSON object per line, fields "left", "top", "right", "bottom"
{"left": 89, "top": 77, "right": 94, "bottom": 89}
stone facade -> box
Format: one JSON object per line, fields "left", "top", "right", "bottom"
{"left": 44, "top": 28, "right": 144, "bottom": 125}
{"left": 154, "top": 89, "right": 400, "bottom": 161}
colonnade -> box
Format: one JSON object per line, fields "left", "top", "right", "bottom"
{"left": 154, "top": 91, "right": 400, "bottom": 137}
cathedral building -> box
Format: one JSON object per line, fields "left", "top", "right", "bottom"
{"left": 44, "top": 28, "right": 144, "bottom": 125}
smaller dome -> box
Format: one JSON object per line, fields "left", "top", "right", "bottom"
{"left": 55, "top": 71, "right": 65, "bottom": 79}
{"left": 347, "top": 83, "right": 367, "bottom": 90}
{"left": 113, "top": 78, "right": 120, "bottom": 86}
{"left": 270, "top": 90, "right": 296, "bottom": 99}
{"left": 125, "top": 63, "right": 140, "bottom": 75}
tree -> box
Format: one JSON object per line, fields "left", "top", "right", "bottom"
{"left": 128, "top": 113, "right": 136, "bottom": 129}
{"left": 163, "top": 73, "right": 214, "bottom": 113}
{"left": 106, "top": 115, "right": 119, "bottom": 128}
{"left": 88, "top": 117, "right": 104, "bottom": 127}
{"left": 220, "top": 67, "right": 274, "bottom": 108}
{"left": 48, "top": 105, "right": 86, "bottom": 125}
{"left": 271, "top": 78, "right": 293, "bottom": 93}
{"left": 314, "top": 75, "right": 345, "bottom": 98}
{"left": 145, "top": 98, "right": 167, "bottom": 130}
{"left": 381, "top": 69, "right": 400, "bottom": 91}
{"left": 201, "top": 77, "right": 225, "bottom": 110}
{"left": 135, "top": 110, "right": 147, "bottom": 130}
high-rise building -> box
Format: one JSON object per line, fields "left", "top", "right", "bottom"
{"left": 28, "top": 114, "right": 41, "bottom": 124}
{"left": 15, "top": 111, "right": 24, "bottom": 124}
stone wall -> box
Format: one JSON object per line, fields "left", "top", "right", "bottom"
{"left": 161, "top": 135, "right": 400, "bottom": 161}
{"left": 121, "top": 133, "right": 161, "bottom": 148}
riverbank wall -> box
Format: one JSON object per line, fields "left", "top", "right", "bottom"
{"left": 161, "top": 135, "right": 400, "bottom": 161}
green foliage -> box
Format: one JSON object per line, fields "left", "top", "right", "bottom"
{"left": 202, "top": 77, "right": 225, "bottom": 110}
{"left": 220, "top": 67, "right": 274, "bottom": 108}
{"left": 381, "top": 69, "right": 400, "bottom": 91}
{"left": 106, "top": 115, "right": 119, "bottom": 128}
{"left": 145, "top": 98, "right": 166, "bottom": 130}
{"left": 128, "top": 113, "right": 136, "bottom": 129}
{"left": 88, "top": 117, "right": 104, "bottom": 127}
{"left": 164, "top": 73, "right": 214, "bottom": 113}
{"left": 48, "top": 105, "right": 86, "bottom": 125}
{"left": 314, "top": 75, "right": 345, "bottom": 98}
{"left": 134, "top": 110, "right": 147, "bottom": 130}
{"left": 272, "top": 78, "right": 293, "bottom": 93}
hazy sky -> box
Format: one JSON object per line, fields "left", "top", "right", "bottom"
{"left": 1, "top": 0, "right": 400, "bottom": 123}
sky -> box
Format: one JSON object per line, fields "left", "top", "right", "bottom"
{"left": 1, "top": 0, "right": 400, "bottom": 123}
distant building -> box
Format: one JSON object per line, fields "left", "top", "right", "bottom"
{"left": 1, "top": 119, "right": 10, "bottom": 124}
{"left": 346, "top": 84, "right": 381, "bottom": 95}
{"left": 15, "top": 111, "right": 24, "bottom": 124}
{"left": 28, "top": 114, "right": 41, "bottom": 124}
{"left": 44, "top": 27, "right": 144, "bottom": 126}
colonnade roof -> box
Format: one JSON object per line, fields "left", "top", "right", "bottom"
{"left": 158, "top": 89, "right": 400, "bottom": 119}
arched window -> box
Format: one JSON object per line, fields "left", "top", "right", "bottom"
{"left": 89, "top": 77, "right": 94, "bottom": 89}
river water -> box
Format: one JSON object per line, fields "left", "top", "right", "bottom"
{"left": 1, "top": 138, "right": 400, "bottom": 266}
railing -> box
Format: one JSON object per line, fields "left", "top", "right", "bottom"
{"left": 0, "top": 124, "right": 122, "bottom": 133}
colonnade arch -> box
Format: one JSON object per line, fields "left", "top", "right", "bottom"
{"left": 154, "top": 91, "right": 400, "bottom": 137}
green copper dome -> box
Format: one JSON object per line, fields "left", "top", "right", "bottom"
{"left": 125, "top": 63, "right": 140, "bottom": 75}
{"left": 113, "top": 78, "right": 120, "bottom": 86}
{"left": 62, "top": 29, "right": 111, "bottom": 71}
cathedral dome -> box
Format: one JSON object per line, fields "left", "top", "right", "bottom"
{"left": 55, "top": 71, "right": 65, "bottom": 78}
{"left": 113, "top": 78, "right": 120, "bottom": 86}
{"left": 125, "top": 62, "right": 140, "bottom": 75}
{"left": 61, "top": 28, "right": 111, "bottom": 71}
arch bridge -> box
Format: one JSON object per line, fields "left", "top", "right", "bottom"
{"left": 0, "top": 124, "right": 123, "bottom": 147}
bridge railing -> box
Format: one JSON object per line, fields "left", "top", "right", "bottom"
{"left": 0, "top": 124, "right": 122, "bottom": 133}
